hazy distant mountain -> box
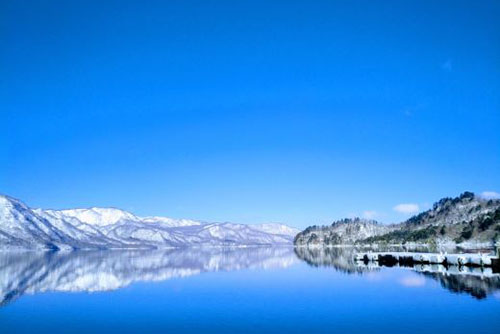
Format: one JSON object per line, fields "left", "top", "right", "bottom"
{"left": 0, "top": 195, "right": 299, "bottom": 250}
{"left": 295, "top": 192, "right": 500, "bottom": 247}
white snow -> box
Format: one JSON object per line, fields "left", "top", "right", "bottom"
{"left": 58, "top": 207, "right": 139, "bottom": 226}
{"left": 0, "top": 195, "right": 300, "bottom": 250}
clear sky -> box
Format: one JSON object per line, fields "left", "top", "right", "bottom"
{"left": 1, "top": 1, "right": 499, "bottom": 228}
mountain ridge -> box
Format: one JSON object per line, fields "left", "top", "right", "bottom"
{"left": 294, "top": 192, "right": 500, "bottom": 247}
{"left": 0, "top": 194, "right": 299, "bottom": 250}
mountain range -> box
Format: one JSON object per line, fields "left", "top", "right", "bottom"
{"left": 4, "top": 191, "right": 500, "bottom": 250}
{"left": 0, "top": 195, "right": 299, "bottom": 250}
{"left": 294, "top": 192, "right": 500, "bottom": 247}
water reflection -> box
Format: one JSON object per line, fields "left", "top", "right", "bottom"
{"left": 2, "top": 246, "right": 500, "bottom": 308}
{"left": 419, "top": 269, "right": 500, "bottom": 299}
{"left": 0, "top": 247, "right": 298, "bottom": 307}
{"left": 294, "top": 246, "right": 500, "bottom": 299}
{"left": 294, "top": 246, "right": 377, "bottom": 274}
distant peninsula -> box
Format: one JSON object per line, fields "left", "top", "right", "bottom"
{"left": 294, "top": 192, "right": 500, "bottom": 248}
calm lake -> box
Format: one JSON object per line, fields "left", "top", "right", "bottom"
{"left": 1, "top": 247, "right": 499, "bottom": 334}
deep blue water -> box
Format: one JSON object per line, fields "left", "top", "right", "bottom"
{"left": 0, "top": 248, "right": 499, "bottom": 334}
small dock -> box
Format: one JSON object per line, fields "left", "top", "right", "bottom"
{"left": 354, "top": 251, "right": 500, "bottom": 272}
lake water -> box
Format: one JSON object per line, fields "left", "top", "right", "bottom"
{"left": 1, "top": 247, "right": 499, "bottom": 334}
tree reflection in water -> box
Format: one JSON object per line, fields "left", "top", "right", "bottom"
{"left": 294, "top": 246, "right": 500, "bottom": 299}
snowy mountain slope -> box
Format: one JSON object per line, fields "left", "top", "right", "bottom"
{"left": 294, "top": 218, "right": 393, "bottom": 246}
{"left": 295, "top": 192, "right": 500, "bottom": 247}
{"left": 252, "top": 223, "right": 300, "bottom": 236}
{"left": 55, "top": 207, "right": 140, "bottom": 226}
{"left": 0, "top": 195, "right": 300, "bottom": 250}
{"left": 141, "top": 216, "right": 201, "bottom": 227}
{"left": 0, "top": 196, "right": 121, "bottom": 250}
{"left": 363, "top": 191, "right": 500, "bottom": 246}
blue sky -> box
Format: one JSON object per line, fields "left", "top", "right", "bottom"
{"left": 1, "top": 1, "right": 499, "bottom": 228}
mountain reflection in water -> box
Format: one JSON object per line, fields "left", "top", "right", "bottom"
{"left": 294, "top": 246, "right": 500, "bottom": 299}
{"left": 0, "top": 247, "right": 298, "bottom": 307}
{"left": 1, "top": 246, "right": 500, "bottom": 308}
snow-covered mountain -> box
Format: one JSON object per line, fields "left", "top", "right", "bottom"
{"left": 294, "top": 192, "right": 500, "bottom": 247}
{"left": 294, "top": 218, "right": 393, "bottom": 246}
{"left": 0, "top": 195, "right": 300, "bottom": 250}
{"left": 363, "top": 191, "right": 500, "bottom": 246}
